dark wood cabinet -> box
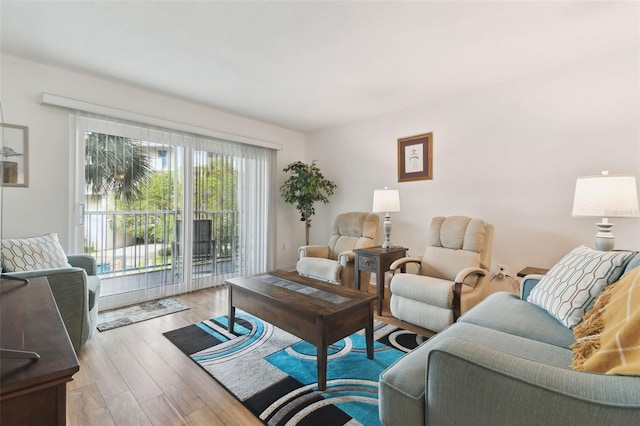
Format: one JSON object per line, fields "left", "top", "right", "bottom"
{"left": 354, "top": 246, "right": 408, "bottom": 315}
{"left": 1, "top": 276, "right": 79, "bottom": 425}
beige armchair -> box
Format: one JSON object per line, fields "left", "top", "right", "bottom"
{"left": 297, "top": 212, "right": 379, "bottom": 288}
{"left": 389, "top": 216, "right": 494, "bottom": 332}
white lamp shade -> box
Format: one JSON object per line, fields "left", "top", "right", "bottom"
{"left": 372, "top": 189, "right": 401, "bottom": 213}
{"left": 572, "top": 174, "right": 640, "bottom": 218}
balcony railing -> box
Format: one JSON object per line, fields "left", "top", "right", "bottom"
{"left": 84, "top": 209, "right": 239, "bottom": 279}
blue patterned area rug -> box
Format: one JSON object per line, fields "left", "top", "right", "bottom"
{"left": 163, "top": 312, "right": 427, "bottom": 426}
{"left": 97, "top": 298, "right": 189, "bottom": 331}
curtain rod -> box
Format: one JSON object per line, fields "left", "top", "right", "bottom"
{"left": 41, "top": 93, "right": 283, "bottom": 151}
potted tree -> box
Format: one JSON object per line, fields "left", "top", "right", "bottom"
{"left": 280, "top": 161, "right": 337, "bottom": 245}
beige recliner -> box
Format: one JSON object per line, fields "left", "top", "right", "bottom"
{"left": 297, "top": 212, "right": 379, "bottom": 288}
{"left": 389, "top": 216, "right": 494, "bottom": 332}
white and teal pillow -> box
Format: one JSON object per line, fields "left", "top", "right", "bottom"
{"left": 1, "top": 233, "right": 70, "bottom": 272}
{"left": 527, "top": 245, "right": 635, "bottom": 328}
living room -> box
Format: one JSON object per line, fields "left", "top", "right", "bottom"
{"left": 1, "top": 2, "right": 639, "bottom": 425}
{"left": 1, "top": 2, "right": 638, "bottom": 275}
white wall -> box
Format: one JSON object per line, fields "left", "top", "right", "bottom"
{"left": 306, "top": 48, "right": 640, "bottom": 276}
{"left": 3, "top": 47, "right": 640, "bottom": 278}
{"left": 0, "top": 54, "right": 306, "bottom": 269}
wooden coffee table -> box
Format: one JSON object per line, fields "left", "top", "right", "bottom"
{"left": 226, "top": 270, "right": 377, "bottom": 391}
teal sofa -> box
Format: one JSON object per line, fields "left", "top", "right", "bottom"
{"left": 379, "top": 253, "right": 640, "bottom": 425}
{"left": 5, "top": 254, "right": 101, "bottom": 352}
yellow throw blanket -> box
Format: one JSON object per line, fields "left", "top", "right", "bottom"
{"left": 572, "top": 265, "right": 640, "bottom": 375}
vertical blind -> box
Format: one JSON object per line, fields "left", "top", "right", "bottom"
{"left": 74, "top": 113, "right": 275, "bottom": 308}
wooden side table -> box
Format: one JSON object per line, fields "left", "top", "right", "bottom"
{"left": 354, "top": 246, "right": 408, "bottom": 315}
{"left": 517, "top": 266, "right": 549, "bottom": 278}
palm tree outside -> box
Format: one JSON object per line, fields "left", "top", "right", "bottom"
{"left": 84, "top": 132, "right": 152, "bottom": 202}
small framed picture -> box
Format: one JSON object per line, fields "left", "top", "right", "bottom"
{"left": 397, "top": 132, "right": 432, "bottom": 182}
{"left": 1, "top": 124, "right": 29, "bottom": 187}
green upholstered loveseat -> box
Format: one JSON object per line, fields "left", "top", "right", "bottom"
{"left": 4, "top": 254, "right": 101, "bottom": 352}
{"left": 379, "top": 252, "right": 640, "bottom": 425}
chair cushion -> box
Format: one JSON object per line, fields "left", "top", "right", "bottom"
{"left": 334, "top": 211, "right": 378, "bottom": 239}
{"left": 390, "top": 273, "right": 453, "bottom": 308}
{"left": 429, "top": 216, "right": 468, "bottom": 249}
{"left": 429, "top": 216, "right": 489, "bottom": 253}
{"left": 327, "top": 212, "right": 378, "bottom": 259}
{"left": 1, "top": 233, "right": 71, "bottom": 272}
{"left": 390, "top": 296, "right": 453, "bottom": 332}
{"left": 459, "top": 292, "right": 576, "bottom": 348}
{"left": 423, "top": 216, "right": 490, "bottom": 286}
{"left": 330, "top": 236, "right": 361, "bottom": 260}
{"left": 527, "top": 246, "right": 636, "bottom": 328}
{"left": 296, "top": 257, "right": 342, "bottom": 284}
{"left": 421, "top": 246, "right": 481, "bottom": 284}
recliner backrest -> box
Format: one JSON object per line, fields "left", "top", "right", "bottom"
{"left": 421, "top": 216, "right": 493, "bottom": 283}
{"left": 328, "top": 212, "right": 379, "bottom": 260}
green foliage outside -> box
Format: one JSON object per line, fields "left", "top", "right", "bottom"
{"left": 114, "top": 170, "right": 182, "bottom": 243}
{"left": 193, "top": 158, "right": 240, "bottom": 257}
{"left": 85, "top": 132, "right": 152, "bottom": 203}
{"left": 86, "top": 129, "right": 241, "bottom": 260}
{"left": 114, "top": 156, "right": 239, "bottom": 244}
{"left": 193, "top": 157, "right": 238, "bottom": 213}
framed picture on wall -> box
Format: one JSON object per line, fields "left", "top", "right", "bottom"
{"left": 1, "top": 124, "right": 29, "bottom": 187}
{"left": 397, "top": 132, "right": 432, "bottom": 182}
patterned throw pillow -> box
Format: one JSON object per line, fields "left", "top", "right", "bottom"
{"left": 527, "top": 246, "right": 636, "bottom": 328}
{"left": 1, "top": 233, "right": 70, "bottom": 272}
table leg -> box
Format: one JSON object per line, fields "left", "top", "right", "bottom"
{"left": 317, "top": 342, "right": 327, "bottom": 391}
{"left": 316, "top": 317, "right": 328, "bottom": 391}
{"left": 366, "top": 303, "right": 374, "bottom": 360}
{"left": 227, "top": 286, "right": 236, "bottom": 333}
{"left": 376, "top": 271, "right": 384, "bottom": 316}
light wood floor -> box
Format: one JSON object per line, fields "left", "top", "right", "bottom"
{"left": 67, "top": 284, "right": 433, "bottom": 425}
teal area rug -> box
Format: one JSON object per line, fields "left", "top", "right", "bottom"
{"left": 97, "top": 298, "right": 189, "bottom": 331}
{"left": 163, "top": 312, "right": 427, "bottom": 425}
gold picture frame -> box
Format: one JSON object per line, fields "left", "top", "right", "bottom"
{"left": 397, "top": 132, "right": 432, "bottom": 182}
{"left": 1, "top": 124, "right": 29, "bottom": 187}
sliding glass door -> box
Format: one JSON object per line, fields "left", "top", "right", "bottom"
{"left": 71, "top": 114, "right": 274, "bottom": 310}
{"left": 73, "top": 118, "right": 185, "bottom": 308}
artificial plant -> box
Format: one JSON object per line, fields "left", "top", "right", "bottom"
{"left": 280, "top": 160, "right": 337, "bottom": 245}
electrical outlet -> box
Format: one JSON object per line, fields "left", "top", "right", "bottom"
{"left": 496, "top": 264, "right": 507, "bottom": 279}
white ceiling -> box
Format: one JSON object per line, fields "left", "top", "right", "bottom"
{"left": 1, "top": 1, "right": 638, "bottom": 132}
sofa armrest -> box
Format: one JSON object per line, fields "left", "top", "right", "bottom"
{"left": 5, "top": 267, "right": 91, "bottom": 352}
{"left": 520, "top": 273, "right": 545, "bottom": 300}
{"left": 68, "top": 254, "right": 97, "bottom": 275}
{"left": 5, "top": 266, "right": 85, "bottom": 280}
{"left": 46, "top": 269, "right": 92, "bottom": 352}
{"left": 426, "top": 338, "right": 640, "bottom": 425}
{"left": 298, "top": 245, "right": 330, "bottom": 260}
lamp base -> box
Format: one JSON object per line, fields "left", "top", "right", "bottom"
{"left": 382, "top": 214, "right": 392, "bottom": 250}
{"left": 594, "top": 221, "right": 615, "bottom": 251}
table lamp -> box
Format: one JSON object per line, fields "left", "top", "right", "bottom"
{"left": 372, "top": 188, "right": 401, "bottom": 249}
{"left": 571, "top": 170, "right": 639, "bottom": 251}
